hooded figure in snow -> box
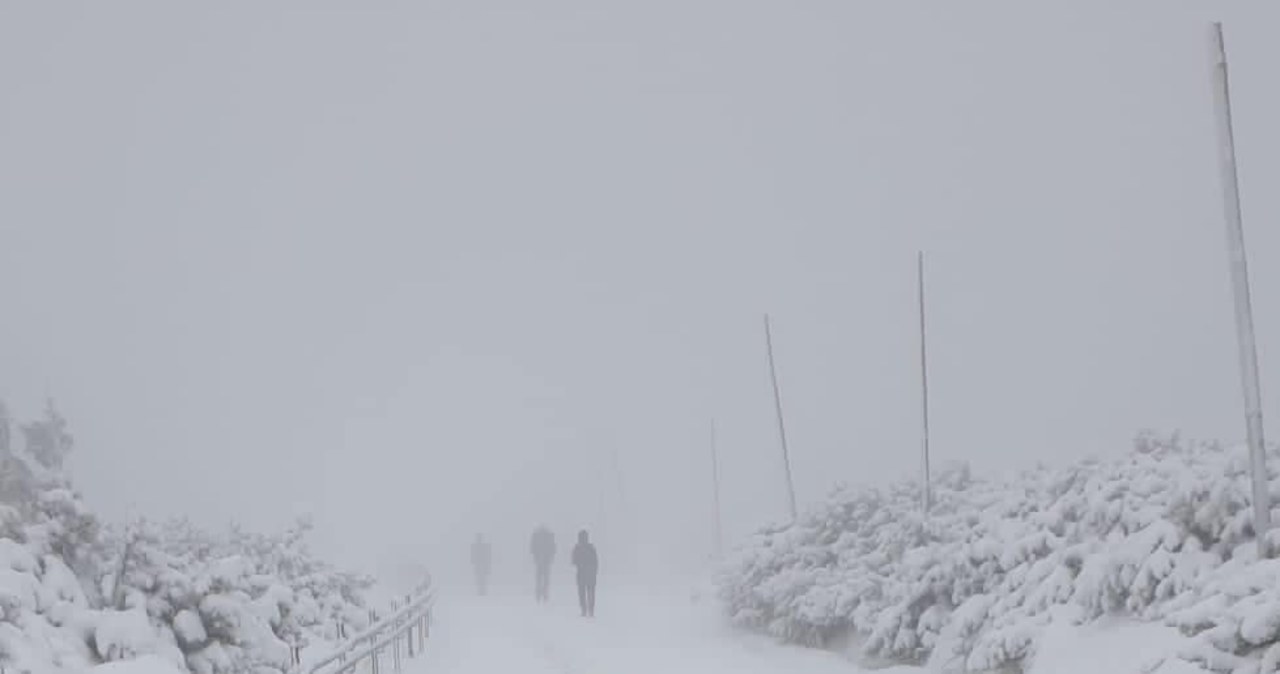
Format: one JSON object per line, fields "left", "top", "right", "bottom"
{"left": 571, "top": 529, "right": 598, "bottom": 617}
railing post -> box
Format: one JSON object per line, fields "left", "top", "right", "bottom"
{"left": 307, "top": 579, "right": 431, "bottom": 674}
{"left": 388, "top": 600, "right": 398, "bottom": 669}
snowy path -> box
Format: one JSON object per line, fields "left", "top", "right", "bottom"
{"left": 412, "top": 583, "right": 892, "bottom": 674}
{"left": 398, "top": 581, "right": 1201, "bottom": 674}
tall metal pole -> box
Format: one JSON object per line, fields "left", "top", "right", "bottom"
{"left": 918, "top": 252, "right": 933, "bottom": 514}
{"left": 1210, "top": 22, "right": 1270, "bottom": 554}
{"left": 764, "top": 314, "right": 799, "bottom": 521}
{"left": 710, "top": 418, "right": 724, "bottom": 558}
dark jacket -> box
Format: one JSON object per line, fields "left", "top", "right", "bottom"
{"left": 530, "top": 528, "right": 556, "bottom": 566}
{"left": 572, "top": 541, "right": 598, "bottom": 579}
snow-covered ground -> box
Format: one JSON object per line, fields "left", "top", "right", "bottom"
{"left": 71, "top": 578, "right": 1205, "bottom": 674}
{"left": 410, "top": 581, "right": 1214, "bottom": 674}
{"left": 416, "top": 582, "right": 897, "bottom": 674}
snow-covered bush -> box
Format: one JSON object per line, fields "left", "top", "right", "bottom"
{"left": 719, "top": 431, "right": 1280, "bottom": 673}
{"left": 100, "top": 515, "right": 375, "bottom": 674}
{"left": 0, "top": 401, "right": 376, "bottom": 674}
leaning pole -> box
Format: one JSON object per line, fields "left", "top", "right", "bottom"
{"left": 1209, "top": 22, "right": 1271, "bottom": 555}
{"left": 763, "top": 314, "right": 799, "bottom": 521}
{"left": 918, "top": 252, "right": 933, "bottom": 515}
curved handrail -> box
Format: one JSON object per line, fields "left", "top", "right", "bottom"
{"left": 329, "top": 614, "right": 426, "bottom": 674}
{"left": 311, "top": 591, "right": 433, "bottom": 671}
{"left": 325, "top": 579, "right": 431, "bottom": 656}
{"left": 307, "top": 576, "right": 434, "bottom": 674}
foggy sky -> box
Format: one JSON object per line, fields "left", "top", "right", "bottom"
{"left": 3, "top": 1, "right": 1280, "bottom": 580}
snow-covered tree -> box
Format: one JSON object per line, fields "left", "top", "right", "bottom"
{"left": 0, "top": 400, "right": 39, "bottom": 509}
{"left": 0, "top": 400, "right": 11, "bottom": 457}
{"left": 0, "top": 404, "right": 376, "bottom": 674}
{"left": 22, "top": 399, "right": 74, "bottom": 470}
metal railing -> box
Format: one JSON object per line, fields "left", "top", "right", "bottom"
{"left": 307, "top": 577, "right": 434, "bottom": 674}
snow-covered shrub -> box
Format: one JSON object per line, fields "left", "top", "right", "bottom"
{"left": 719, "top": 432, "right": 1280, "bottom": 673}
{"left": 102, "top": 516, "right": 375, "bottom": 674}
{"left": 0, "top": 401, "right": 377, "bottom": 674}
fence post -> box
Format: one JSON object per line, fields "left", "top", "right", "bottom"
{"left": 306, "top": 581, "right": 432, "bottom": 674}
{"left": 389, "top": 599, "right": 399, "bottom": 668}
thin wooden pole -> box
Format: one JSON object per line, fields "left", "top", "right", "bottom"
{"left": 1210, "top": 22, "right": 1270, "bottom": 554}
{"left": 764, "top": 314, "right": 799, "bottom": 520}
{"left": 918, "top": 252, "right": 932, "bottom": 515}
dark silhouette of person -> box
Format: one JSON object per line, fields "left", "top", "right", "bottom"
{"left": 571, "top": 529, "right": 598, "bottom": 617}
{"left": 470, "top": 534, "right": 492, "bottom": 596}
{"left": 530, "top": 525, "right": 556, "bottom": 602}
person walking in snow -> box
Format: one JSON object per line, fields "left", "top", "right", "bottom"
{"left": 530, "top": 525, "right": 556, "bottom": 603}
{"left": 571, "top": 529, "right": 598, "bottom": 617}
{"left": 470, "top": 533, "right": 492, "bottom": 596}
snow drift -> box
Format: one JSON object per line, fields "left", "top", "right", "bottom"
{"left": 718, "top": 431, "right": 1280, "bottom": 673}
